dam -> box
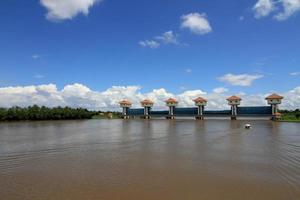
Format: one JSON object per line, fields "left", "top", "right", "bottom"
{"left": 119, "top": 93, "right": 284, "bottom": 120}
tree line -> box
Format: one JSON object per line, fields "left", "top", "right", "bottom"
{"left": 279, "top": 109, "right": 300, "bottom": 120}
{"left": 0, "top": 105, "right": 97, "bottom": 121}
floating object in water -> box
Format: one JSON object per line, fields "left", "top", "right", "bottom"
{"left": 245, "top": 124, "right": 251, "bottom": 129}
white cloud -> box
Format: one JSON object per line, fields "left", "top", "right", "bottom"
{"left": 0, "top": 83, "right": 299, "bottom": 110}
{"left": 218, "top": 73, "right": 263, "bottom": 86}
{"left": 180, "top": 13, "right": 212, "bottom": 35}
{"left": 253, "top": 0, "right": 300, "bottom": 20}
{"left": 290, "top": 71, "right": 300, "bottom": 76}
{"left": 40, "top": 0, "right": 101, "bottom": 21}
{"left": 139, "top": 40, "right": 160, "bottom": 49}
{"left": 253, "top": 0, "right": 275, "bottom": 18}
{"left": 275, "top": 0, "right": 300, "bottom": 20}
{"left": 155, "top": 31, "right": 178, "bottom": 44}
{"left": 213, "top": 87, "right": 229, "bottom": 94}
{"left": 139, "top": 31, "right": 180, "bottom": 48}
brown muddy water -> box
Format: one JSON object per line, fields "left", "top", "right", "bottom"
{"left": 0, "top": 119, "right": 299, "bottom": 200}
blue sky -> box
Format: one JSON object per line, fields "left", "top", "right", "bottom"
{"left": 0, "top": 0, "right": 299, "bottom": 109}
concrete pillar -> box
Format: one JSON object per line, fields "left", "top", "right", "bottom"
{"left": 200, "top": 106, "right": 203, "bottom": 116}
{"left": 122, "top": 107, "right": 130, "bottom": 119}
{"left": 196, "top": 106, "right": 204, "bottom": 120}
{"left": 235, "top": 105, "right": 237, "bottom": 115}
{"left": 270, "top": 104, "right": 279, "bottom": 121}
{"left": 231, "top": 105, "right": 237, "bottom": 120}
{"left": 274, "top": 105, "right": 278, "bottom": 115}
{"left": 143, "top": 106, "right": 151, "bottom": 119}
{"left": 167, "top": 106, "right": 175, "bottom": 119}
{"left": 123, "top": 107, "right": 126, "bottom": 116}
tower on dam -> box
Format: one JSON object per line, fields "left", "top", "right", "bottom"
{"left": 165, "top": 98, "right": 178, "bottom": 119}
{"left": 265, "top": 93, "right": 284, "bottom": 120}
{"left": 140, "top": 99, "right": 154, "bottom": 119}
{"left": 119, "top": 99, "right": 132, "bottom": 119}
{"left": 227, "top": 95, "right": 242, "bottom": 120}
{"left": 193, "top": 97, "right": 207, "bottom": 120}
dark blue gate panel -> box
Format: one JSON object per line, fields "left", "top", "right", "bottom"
{"left": 128, "top": 108, "right": 144, "bottom": 116}
{"left": 238, "top": 106, "right": 272, "bottom": 115}
{"left": 174, "top": 107, "right": 198, "bottom": 116}
{"left": 204, "top": 110, "right": 231, "bottom": 116}
{"left": 127, "top": 106, "right": 272, "bottom": 117}
{"left": 149, "top": 110, "right": 169, "bottom": 116}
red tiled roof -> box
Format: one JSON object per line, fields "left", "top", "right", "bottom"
{"left": 226, "top": 95, "right": 242, "bottom": 101}
{"left": 193, "top": 97, "right": 207, "bottom": 103}
{"left": 165, "top": 98, "right": 178, "bottom": 103}
{"left": 140, "top": 99, "right": 154, "bottom": 104}
{"left": 265, "top": 93, "right": 284, "bottom": 100}
{"left": 119, "top": 99, "right": 132, "bottom": 105}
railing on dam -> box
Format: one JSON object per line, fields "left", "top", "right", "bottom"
{"left": 127, "top": 106, "right": 272, "bottom": 117}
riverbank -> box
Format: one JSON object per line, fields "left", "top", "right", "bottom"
{"left": 279, "top": 119, "right": 300, "bottom": 122}
{"left": 92, "top": 112, "right": 121, "bottom": 119}
{"left": 0, "top": 106, "right": 96, "bottom": 121}
{"left": 280, "top": 111, "right": 300, "bottom": 122}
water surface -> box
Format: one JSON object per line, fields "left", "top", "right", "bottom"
{"left": 0, "top": 119, "right": 299, "bottom": 200}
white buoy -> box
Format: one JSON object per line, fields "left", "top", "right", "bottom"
{"left": 245, "top": 124, "right": 251, "bottom": 129}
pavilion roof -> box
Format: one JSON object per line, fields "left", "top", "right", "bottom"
{"left": 265, "top": 93, "right": 284, "bottom": 100}
{"left": 119, "top": 99, "right": 132, "bottom": 105}
{"left": 165, "top": 98, "right": 178, "bottom": 103}
{"left": 226, "top": 95, "right": 242, "bottom": 101}
{"left": 193, "top": 97, "right": 207, "bottom": 103}
{"left": 140, "top": 99, "right": 154, "bottom": 104}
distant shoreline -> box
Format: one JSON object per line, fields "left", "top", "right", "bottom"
{"left": 1, "top": 106, "right": 299, "bottom": 122}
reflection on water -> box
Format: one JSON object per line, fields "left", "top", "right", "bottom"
{"left": 0, "top": 119, "right": 300, "bottom": 200}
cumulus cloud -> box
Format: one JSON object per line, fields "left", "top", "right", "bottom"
{"left": 139, "top": 31, "right": 179, "bottom": 48}
{"left": 155, "top": 31, "right": 178, "bottom": 44}
{"left": 213, "top": 87, "right": 229, "bottom": 94}
{"left": 253, "top": 0, "right": 275, "bottom": 18}
{"left": 40, "top": 0, "right": 101, "bottom": 21}
{"left": 139, "top": 40, "right": 160, "bottom": 49}
{"left": 180, "top": 13, "right": 212, "bottom": 35}
{"left": 275, "top": 0, "right": 300, "bottom": 20}
{"left": 218, "top": 73, "right": 263, "bottom": 87}
{"left": 253, "top": 0, "right": 300, "bottom": 20}
{"left": 0, "top": 83, "right": 299, "bottom": 110}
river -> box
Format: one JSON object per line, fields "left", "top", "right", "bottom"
{"left": 0, "top": 119, "right": 299, "bottom": 199}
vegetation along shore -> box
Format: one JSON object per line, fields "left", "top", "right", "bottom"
{"left": 0, "top": 105, "right": 299, "bottom": 122}
{"left": 0, "top": 105, "right": 97, "bottom": 121}
{"left": 279, "top": 109, "right": 300, "bottom": 122}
